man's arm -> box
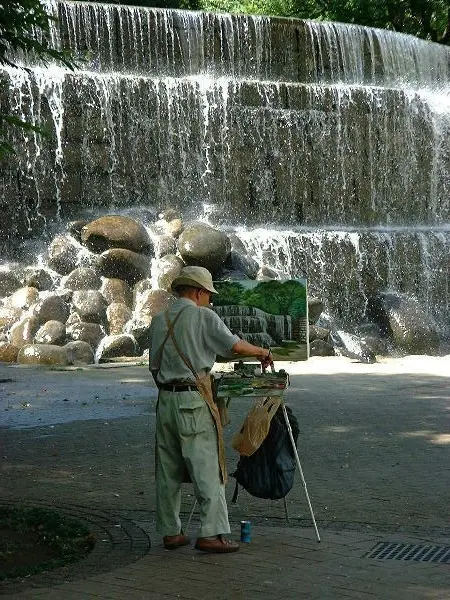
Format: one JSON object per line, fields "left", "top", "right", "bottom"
{"left": 232, "top": 339, "right": 273, "bottom": 370}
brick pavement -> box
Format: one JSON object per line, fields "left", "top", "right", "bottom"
{"left": 0, "top": 359, "right": 449, "bottom": 599}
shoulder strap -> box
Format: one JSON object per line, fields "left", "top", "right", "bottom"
{"left": 165, "top": 310, "right": 199, "bottom": 380}
{"left": 153, "top": 306, "right": 189, "bottom": 378}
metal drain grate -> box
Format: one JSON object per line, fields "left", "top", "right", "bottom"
{"left": 365, "top": 542, "right": 450, "bottom": 563}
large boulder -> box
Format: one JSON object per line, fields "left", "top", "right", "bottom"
{"left": 152, "top": 209, "right": 183, "bottom": 238}
{"left": 98, "top": 248, "right": 151, "bottom": 285}
{"left": 67, "top": 220, "right": 89, "bottom": 242}
{"left": 0, "top": 306, "right": 22, "bottom": 328}
{"left": 153, "top": 255, "right": 184, "bottom": 291}
{"left": 256, "top": 265, "right": 279, "bottom": 280}
{"left": 32, "top": 295, "right": 70, "bottom": 325}
{"left": 308, "top": 298, "right": 324, "bottom": 324}
{"left": 309, "top": 324, "right": 330, "bottom": 342}
{"left": 34, "top": 320, "right": 66, "bottom": 345}
{"left": 101, "top": 278, "right": 133, "bottom": 307}
{"left": 226, "top": 251, "right": 259, "bottom": 279}
{"left": 177, "top": 222, "right": 231, "bottom": 273}
{"left": 107, "top": 302, "right": 132, "bottom": 335}
{"left": 64, "top": 340, "right": 94, "bottom": 365}
{"left": 81, "top": 215, "right": 152, "bottom": 254}
{"left": 133, "top": 278, "right": 153, "bottom": 306}
{"left": 62, "top": 267, "right": 102, "bottom": 291}
{"left": 310, "top": 339, "right": 335, "bottom": 357}
{"left": 5, "top": 287, "right": 39, "bottom": 310}
{"left": 368, "top": 292, "right": 441, "bottom": 354}
{"left": 22, "top": 268, "right": 55, "bottom": 291}
{"left": 0, "top": 342, "right": 20, "bottom": 363}
{"left": 124, "top": 322, "right": 151, "bottom": 354}
{"left": 17, "top": 344, "right": 69, "bottom": 366}
{"left": 154, "top": 235, "right": 177, "bottom": 258}
{"left": 330, "top": 330, "right": 377, "bottom": 364}
{"left": 0, "top": 271, "right": 21, "bottom": 297}
{"left": 72, "top": 290, "right": 107, "bottom": 323}
{"left": 66, "top": 321, "right": 105, "bottom": 349}
{"left": 47, "top": 235, "right": 80, "bottom": 275}
{"left": 227, "top": 233, "right": 248, "bottom": 254}
{"left": 10, "top": 316, "right": 40, "bottom": 348}
{"left": 97, "top": 334, "right": 137, "bottom": 362}
{"left": 135, "top": 289, "right": 174, "bottom": 325}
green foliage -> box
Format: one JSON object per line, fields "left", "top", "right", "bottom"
{"left": 91, "top": 0, "right": 201, "bottom": 7}
{"left": 241, "top": 280, "right": 307, "bottom": 317}
{"left": 0, "top": 1, "right": 74, "bottom": 69}
{"left": 213, "top": 281, "right": 245, "bottom": 305}
{"left": 198, "top": 0, "right": 450, "bottom": 43}
{"left": 0, "top": 506, "right": 94, "bottom": 580}
{"left": 0, "top": 113, "right": 48, "bottom": 159}
{"left": 0, "top": 0, "right": 76, "bottom": 158}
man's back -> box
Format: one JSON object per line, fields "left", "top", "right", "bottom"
{"left": 149, "top": 297, "right": 239, "bottom": 383}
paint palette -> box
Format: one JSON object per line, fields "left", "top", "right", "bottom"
{"left": 215, "top": 369, "right": 289, "bottom": 398}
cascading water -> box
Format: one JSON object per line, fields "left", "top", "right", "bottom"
{"left": 1, "top": 1, "right": 450, "bottom": 336}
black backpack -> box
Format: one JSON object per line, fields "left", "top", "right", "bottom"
{"left": 231, "top": 405, "right": 300, "bottom": 501}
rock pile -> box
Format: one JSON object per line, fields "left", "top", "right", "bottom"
{"left": 0, "top": 211, "right": 442, "bottom": 366}
{"left": 0, "top": 212, "right": 284, "bottom": 366}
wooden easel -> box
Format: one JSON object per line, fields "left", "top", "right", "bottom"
{"left": 185, "top": 364, "right": 321, "bottom": 542}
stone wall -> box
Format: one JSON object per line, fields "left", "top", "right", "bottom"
{"left": 1, "top": 1, "right": 450, "bottom": 280}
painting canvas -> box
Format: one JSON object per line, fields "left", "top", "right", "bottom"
{"left": 212, "top": 279, "right": 309, "bottom": 362}
{"left": 215, "top": 369, "right": 290, "bottom": 398}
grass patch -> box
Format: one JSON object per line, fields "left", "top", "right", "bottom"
{"left": 0, "top": 506, "right": 95, "bottom": 581}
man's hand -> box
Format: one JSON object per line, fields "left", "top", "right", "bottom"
{"left": 260, "top": 349, "right": 273, "bottom": 371}
{"left": 232, "top": 339, "right": 274, "bottom": 370}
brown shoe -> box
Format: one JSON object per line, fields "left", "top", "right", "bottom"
{"left": 195, "top": 535, "right": 240, "bottom": 553}
{"left": 163, "top": 533, "right": 190, "bottom": 550}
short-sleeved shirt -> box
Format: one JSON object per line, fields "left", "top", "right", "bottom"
{"left": 148, "top": 298, "right": 240, "bottom": 384}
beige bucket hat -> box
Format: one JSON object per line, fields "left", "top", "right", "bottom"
{"left": 171, "top": 265, "right": 218, "bottom": 294}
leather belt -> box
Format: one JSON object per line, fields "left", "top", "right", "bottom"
{"left": 160, "top": 383, "right": 198, "bottom": 392}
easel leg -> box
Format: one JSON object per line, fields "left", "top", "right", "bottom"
{"left": 281, "top": 400, "right": 321, "bottom": 542}
{"left": 185, "top": 498, "right": 197, "bottom": 534}
{"left": 283, "top": 496, "right": 290, "bottom": 525}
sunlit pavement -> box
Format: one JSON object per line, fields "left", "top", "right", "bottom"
{"left": 1, "top": 357, "right": 449, "bottom": 599}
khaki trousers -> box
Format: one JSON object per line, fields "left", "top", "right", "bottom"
{"left": 155, "top": 390, "right": 231, "bottom": 538}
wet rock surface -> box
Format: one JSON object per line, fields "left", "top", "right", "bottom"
{"left": 178, "top": 222, "right": 231, "bottom": 273}
{"left": 81, "top": 215, "right": 152, "bottom": 254}
{"left": 10, "top": 316, "right": 40, "bottom": 348}
{"left": 100, "top": 278, "right": 133, "bottom": 307}
{"left": 0, "top": 211, "right": 446, "bottom": 369}
{"left": 0, "top": 342, "right": 19, "bottom": 362}
{"left": 64, "top": 340, "right": 95, "bottom": 365}
{"left": 72, "top": 290, "right": 107, "bottom": 323}
{"left": 17, "top": 344, "right": 70, "bottom": 366}
{"left": 63, "top": 267, "right": 102, "bottom": 291}
{"left": 98, "top": 248, "right": 151, "bottom": 285}
{"left": 34, "top": 320, "right": 66, "bottom": 345}
{"left": 0, "top": 271, "right": 21, "bottom": 297}
{"left": 6, "top": 286, "right": 39, "bottom": 310}
{"left": 47, "top": 235, "right": 80, "bottom": 275}
{"left": 32, "top": 295, "right": 71, "bottom": 325}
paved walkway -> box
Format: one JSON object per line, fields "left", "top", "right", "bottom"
{"left": 0, "top": 357, "right": 449, "bottom": 599}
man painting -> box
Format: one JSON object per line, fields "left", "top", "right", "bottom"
{"left": 149, "top": 266, "right": 272, "bottom": 553}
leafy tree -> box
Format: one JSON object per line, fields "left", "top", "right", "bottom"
{"left": 0, "top": 0, "right": 75, "bottom": 158}
{"left": 199, "top": 0, "right": 450, "bottom": 44}
{"left": 241, "top": 280, "right": 307, "bottom": 317}
{"left": 77, "top": 0, "right": 201, "bottom": 7}
{"left": 213, "top": 281, "right": 246, "bottom": 305}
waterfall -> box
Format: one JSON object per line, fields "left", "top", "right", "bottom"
{"left": 1, "top": 1, "right": 450, "bottom": 335}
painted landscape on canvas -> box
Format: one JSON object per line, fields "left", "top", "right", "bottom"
{"left": 212, "top": 279, "right": 309, "bottom": 362}
{"left": 216, "top": 369, "right": 290, "bottom": 398}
